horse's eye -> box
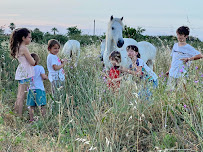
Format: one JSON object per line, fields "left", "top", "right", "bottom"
{"left": 112, "top": 27, "right": 114, "bottom": 30}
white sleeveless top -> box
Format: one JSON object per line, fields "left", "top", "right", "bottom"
{"left": 15, "top": 55, "right": 35, "bottom": 80}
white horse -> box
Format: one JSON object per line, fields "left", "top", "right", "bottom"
{"left": 61, "top": 40, "right": 80, "bottom": 67}
{"left": 103, "top": 16, "right": 156, "bottom": 70}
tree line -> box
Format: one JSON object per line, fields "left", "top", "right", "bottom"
{"left": 0, "top": 22, "right": 202, "bottom": 48}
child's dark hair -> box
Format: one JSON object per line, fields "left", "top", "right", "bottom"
{"left": 109, "top": 51, "right": 121, "bottom": 63}
{"left": 126, "top": 45, "right": 141, "bottom": 58}
{"left": 10, "top": 28, "right": 31, "bottom": 58}
{"left": 176, "top": 26, "right": 190, "bottom": 36}
{"left": 31, "top": 53, "right": 39, "bottom": 65}
{"left": 48, "top": 39, "right": 60, "bottom": 50}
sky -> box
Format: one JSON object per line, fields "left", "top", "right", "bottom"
{"left": 0, "top": 0, "right": 203, "bottom": 40}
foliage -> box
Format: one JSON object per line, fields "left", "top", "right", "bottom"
{"left": 67, "top": 26, "right": 82, "bottom": 37}
{"left": 8, "top": 23, "right": 16, "bottom": 32}
{"left": 51, "top": 27, "right": 59, "bottom": 35}
{"left": 32, "top": 28, "right": 44, "bottom": 43}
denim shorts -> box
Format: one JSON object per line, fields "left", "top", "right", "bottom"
{"left": 18, "top": 78, "right": 32, "bottom": 84}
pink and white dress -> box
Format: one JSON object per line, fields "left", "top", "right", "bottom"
{"left": 15, "top": 55, "right": 35, "bottom": 80}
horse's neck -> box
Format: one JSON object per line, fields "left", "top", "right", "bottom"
{"left": 105, "top": 36, "right": 116, "bottom": 55}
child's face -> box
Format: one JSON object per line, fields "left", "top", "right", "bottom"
{"left": 176, "top": 32, "right": 188, "bottom": 43}
{"left": 49, "top": 44, "right": 60, "bottom": 55}
{"left": 127, "top": 49, "right": 137, "bottom": 59}
{"left": 110, "top": 58, "right": 119, "bottom": 66}
{"left": 22, "top": 33, "right": 32, "bottom": 45}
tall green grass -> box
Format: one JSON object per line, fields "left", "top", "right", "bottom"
{"left": 0, "top": 39, "right": 202, "bottom": 151}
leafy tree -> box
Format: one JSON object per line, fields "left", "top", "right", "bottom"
{"left": 123, "top": 25, "right": 145, "bottom": 41}
{"left": 67, "top": 26, "right": 81, "bottom": 37}
{"left": 8, "top": 23, "right": 16, "bottom": 32}
{"left": 32, "top": 28, "right": 44, "bottom": 43}
{"left": 0, "top": 26, "right": 4, "bottom": 35}
{"left": 51, "top": 27, "right": 59, "bottom": 35}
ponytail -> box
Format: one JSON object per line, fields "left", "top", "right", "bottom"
{"left": 10, "top": 28, "right": 30, "bottom": 58}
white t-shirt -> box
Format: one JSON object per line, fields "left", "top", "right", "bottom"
{"left": 130, "top": 58, "right": 158, "bottom": 81}
{"left": 47, "top": 53, "right": 65, "bottom": 82}
{"left": 169, "top": 43, "right": 200, "bottom": 78}
{"left": 29, "top": 65, "right": 45, "bottom": 91}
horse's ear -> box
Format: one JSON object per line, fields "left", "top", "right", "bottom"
{"left": 121, "top": 17, "right": 123, "bottom": 21}
{"left": 110, "top": 15, "right": 113, "bottom": 21}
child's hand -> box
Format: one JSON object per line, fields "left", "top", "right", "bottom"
{"left": 165, "top": 71, "right": 169, "bottom": 76}
{"left": 180, "top": 58, "right": 190, "bottom": 63}
{"left": 120, "top": 66, "right": 128, "bottom": 72}
{"left": 61, "top": 58, "right": 68, "bottom": 65}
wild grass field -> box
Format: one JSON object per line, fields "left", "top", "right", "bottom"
{"left": 0, "top": 39, "right": 202, "bottom": 151}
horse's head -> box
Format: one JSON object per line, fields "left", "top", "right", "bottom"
{"left": 107, "top": 15, "right": 124, "bottom": 48}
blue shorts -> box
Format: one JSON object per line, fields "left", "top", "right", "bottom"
{"left": 19, "top": 78, "right": 32, "bottom": 84}
{"left": 27, "top": 89, "right": 46, "bottom": 106}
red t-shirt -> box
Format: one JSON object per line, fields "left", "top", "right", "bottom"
{"left": 108, "top": 66, "right": 120, "bottom": 90}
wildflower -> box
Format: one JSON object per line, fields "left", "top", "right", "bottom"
{"left": 164, "top": 77, "right": 166, "bottom": 81}
{"left": 159, "top": 74, "right": 162, "bottom": 77}
{"left": 194, "top": 80, "right": 199, "bottom": 83}
{"left": 184, "top": 105, "right": 187, "bottom": 108}
{"left": 180, "top": 69, "right": 183, "bottom": 73}
{"left": 70, "top": 66, "right": 73, "bottom": 69}
{"left": 182, "top": 65, "right": 185, "bottom": 68}
{"left": 201, "top": 74, "right": 203, "bottom": 77}
{"left": 195, "top": 66, "right": 198, "bottom": 70}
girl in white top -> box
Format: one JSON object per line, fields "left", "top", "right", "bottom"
{"left": 121, "top": 45, "right": 158, "bottom": 101}
{"left": 10, "top": 28, "right": 35, "bottom": 117}
{"left": 47, "top": 39, "right": 67, "bottom": 101}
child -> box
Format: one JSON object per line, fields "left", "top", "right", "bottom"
{"left": 107, "top": 51, "right": 122, "bottom": 92}
{"left": 121, "top": 45, "right": 158, "bottom": 101}
{"left": 27, "top": 53, "right": 48, "bottom": 122}
{"left": 121, "top": 45, "right": 158, "bottom": 86}
{"left": 10, "top": 28, "right": 35, "bottom": 117}
{"left": 166, "top": 26, "right": 203, "bottom": 91}
{"left": 47, "top": 39, "right": 67, "bottom": 101}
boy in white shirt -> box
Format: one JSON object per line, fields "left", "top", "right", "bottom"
{"left": 166, "top": 26, "right": 203, "bottom": 91}
{"left": 27, "top": 53, "right": 48, "bottom": 122}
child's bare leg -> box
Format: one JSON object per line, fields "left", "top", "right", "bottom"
{"left": 41, "top": 106, "right": 46, "bottom": 117}
{"left": 14, "top": 84, "right": 28, "bottom": 117}
{"left": 29, "top": 106, "right": 34, "bottom": 121}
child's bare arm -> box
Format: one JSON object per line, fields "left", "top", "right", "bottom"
{"left": 53, "top": 59, "right": 68, "bottom": 70}
{"left": 180, "top": 54, "right": 203, "bottom": 63}
{"left": 22, "top": 48, "right": 35, "bottom": 66}
{"left": 41, "top": 74, "right": 48, "bottom": 80}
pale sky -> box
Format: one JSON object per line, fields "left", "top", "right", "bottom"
{"left": 1, "top": 0, "right": 203, "bottom": 40}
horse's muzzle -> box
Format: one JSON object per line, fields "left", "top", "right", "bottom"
{"left": 117, "top": 39, "right": 124, "bottom": 48}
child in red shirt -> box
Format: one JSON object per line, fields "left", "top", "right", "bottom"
{"left": 107, "top": 51, "right": 122, "bottom": 92}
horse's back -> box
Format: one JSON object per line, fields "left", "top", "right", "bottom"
{"left": 137, "top": 41, "right": 156, "bottom": 62}
{"left": 62, "top": 40, "right": 80, "bottom": 55}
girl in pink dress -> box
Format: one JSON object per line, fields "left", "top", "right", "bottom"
{"left": 10, "top": 28, "right": 35, "bottom": 117}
